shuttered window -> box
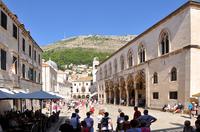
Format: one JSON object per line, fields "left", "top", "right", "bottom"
{"left": 13, "top": 24, "right": 18, "bottom": 39}
{"left": 1, "top": 49, "right": 6, "bottom": 70}
{"left": 1, "top": 11, "right": 7, "bottom": 30}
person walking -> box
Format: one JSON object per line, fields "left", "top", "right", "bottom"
{"left": 188, "top": 102, "right": 193, "bottom": 118}
{"left": 137, "top": 109, "right": 157, "bottom": 129}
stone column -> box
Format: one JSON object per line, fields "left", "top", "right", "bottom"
{"left": 135, "top": 90, "right": 138, "bottom": 106}
{"left": 119, "top": 87, "right": 122, "bottom": 105}
{"left": 126, "top": 84, "right": 129, "bottom": 106}
{"left": 114, "top": 89, "right": 116, "bottom": 105}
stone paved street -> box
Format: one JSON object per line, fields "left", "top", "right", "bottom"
{"left": 47, "top": 104, "right": 196, "bottom": 132}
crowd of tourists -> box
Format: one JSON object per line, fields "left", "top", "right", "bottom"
{"left": 59, "top": 107, "right": 157, "bottom": 132}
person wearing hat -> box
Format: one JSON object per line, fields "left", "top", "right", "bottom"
{"left": 59, "top": 118, "right": 74, "bottom": 132}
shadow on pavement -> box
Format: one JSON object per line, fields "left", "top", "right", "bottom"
{"left": 152, "top": 126, "right": 183, "bottom": 132}
{"left": 180, "top": 115, "right": 191, "bottom": 119}
{"left": 152, "top": 122, "right": 184, "bottom": 132}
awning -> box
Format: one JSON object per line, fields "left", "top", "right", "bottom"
{"left": 25, "top": 90, "right": 62, "bottom": 100}
{"left": 0, "top": 88, "right": 14, "bottom": 99}
{"left": 12, "top": 92, "right": 29, "bottom": 99}
{"left": 48, "top": 91, "right": 65, "bottom": 99}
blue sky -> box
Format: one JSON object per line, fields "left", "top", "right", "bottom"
{"left": 3, "top": 0, "right": 187, "bottom": 46}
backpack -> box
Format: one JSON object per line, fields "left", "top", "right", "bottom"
{"left": 101, "top": 117, "right": 109, "bottom": 128}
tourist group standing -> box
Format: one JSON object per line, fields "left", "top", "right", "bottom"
{"left": 59, "top": 106, "right": 157, "bottom": 132}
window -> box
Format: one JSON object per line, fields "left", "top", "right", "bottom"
{"left": 29, "top": 45, "right": 32, "bottom": 57}
{"left": 153, "top": 92, "right": 159, "bottom": 99}
{"left": 104, "top": 64, "right": 107, "bottom": 78}
{"left": 77, "top": 89, "right": 78, "bottom": 92}
{"left": 38, "top": 54, "right": 41, "bottom": 64}
{"left": 34, "top": 50, "right": 36, "bottom": 61}
{"left": 1, "top": 11, "right": 7, "bottom": 30}
{"left": 100, "top": 68, "right": 102, "bottom": 79}
{"left": 169, "top": 91, "right": 178, "bottom": 99}
{"left": 33, "top": 71, "right": 36, "bottom": 82}
{"left": 128, "top": 49, "right": 133, "bottom": 67}
{"left": 86, "top": 83, "right": 88, "bottom": 86}
{"left": 171, "top": 67, "right": 177, "bottom": 81}
{"left": 12, "top": 56, "right": 17, "bottom": 74}
{"left": 109, "top": 62, "right": 112, "bottom": 76}
{"left": 138, "top": 45, "right": 145, "bottom": 63}
{"left": 114, "top": 59, "right": 117, "bottom": 73}
{"left": 28, "top": 68, "right": 33, "bottom": 81}
{"left": 22, "top": 38, "right": 25, "bottom": 52}
{"left": 160, "top": 31, "right": 169, "bottom": 55}
{"left": 120, "top": 55, "right": 125, "bottom": 70}
{"left": 38, "top": 73, "right": 40, "bottom": 83}
{"left": 1, "top": 49, "right": 6, "bottom": 70}
{"left": 153, "top": 72, "right": 158, "bottom": 84}
{"left": 13, "top": 24, "right": 18, "bottom": 39}
{"left": 74, "top": 84, "right": 76, "bottom": 86}
{"left": 22, "top": 64, "right": 25, "bottom": 78}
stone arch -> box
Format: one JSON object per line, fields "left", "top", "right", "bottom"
{"left": 109, "top": 80, "right": 114, "bottom": 104}
{"left": 114, "top": 82, "right": 120, "bottom": 105}
{"left": 127, "top": 74, "right": 135, "bottom": 106}
{"left": 135, "top": 70, "right": 146, "bottom": 107}
{"left": 119, "top": 77, "right": 127, "bottom": 105}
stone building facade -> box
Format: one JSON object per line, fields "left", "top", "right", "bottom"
{"left": 72, "top": 76, "right": 93, "bottom": 99}
{"left": 97, "top": 1, "right": 200, "bottom": 109}
{"left": 0, "top": 1, "right": 42, "bottom": 112}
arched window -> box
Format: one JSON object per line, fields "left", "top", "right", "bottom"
{"left": 138, "top": 45, "right": 145, "bottom": 63}
{"left": 109, "top": 62, "right": 112, "bottom": 76}
{"left": 22, "top": 64, "right": 25, "bottom": 78}
{"left": 153, "top": 72, "right": 158, "bottom": 84}
{"left": 100, "top": 68, "right": 102, "bottom": 79}
{"left": 160, "top": 31, "right": 170, "bottom": 55}
{"left": 104, "top": 64, "right": 107, "bottom": 78}
{"left": 120, "top": 55, "right": 125, "bottom": 70}
{"left": 171, "top": 67, "right": 177, "bottom": 81}
{"left": 128, "top": 49, "right": 133, "bottom": 68}
{"left": 114, "top": 59, "right": 118, "bottom": 73}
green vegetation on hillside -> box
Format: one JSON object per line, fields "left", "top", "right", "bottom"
{"left": 42, "top": 48, "right": 111, "bottom": 70}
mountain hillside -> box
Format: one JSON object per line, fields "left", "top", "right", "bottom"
{"left": 42, "top": 35, "right": 135, "bottom": 70}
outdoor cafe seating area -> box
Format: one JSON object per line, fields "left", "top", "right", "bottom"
{"left": 0, "top": 89, "right": 63, "bottom": 132}
{"left": 0, "top": 109, "right": 60, "bottom": 132}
